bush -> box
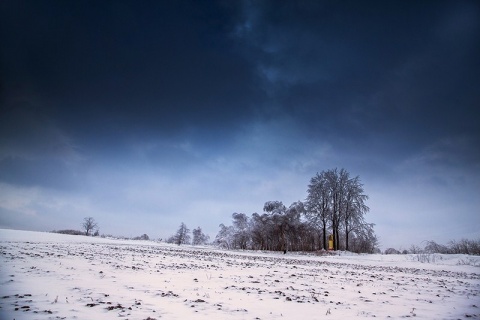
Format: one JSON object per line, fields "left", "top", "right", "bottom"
{"left": 424, "top": 241, "right": 450, "bottom": 254}
{"left": 133, "top": 234, "right": 150, "bottom": 240}
{"left": 51, "top": 229, "right": 85, "bottom": 236}
{"left": 384, "top": 248, "right": 400, "bottom": 254}
{"left": 415, "top": 252, "right": 437, "bottom": 263}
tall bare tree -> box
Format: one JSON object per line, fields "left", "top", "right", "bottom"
{"left": 306, "top": 172, "right": 331, "bottom": 250}
{"left": 343, "top": 175, "right": 369, "bottom": 251}
{"left": 325, "top": 168, "right": 342, "bottom": 250}
{"left": 232, "top": 213, "right": 250, "bottom": 249}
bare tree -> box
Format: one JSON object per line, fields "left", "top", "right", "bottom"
{"left": 232, "top": 213, "right": 250, "bottom": 249}
{"left": 306, "top": 172, "right": 330, "bottom": 250}
{"left": 348, "top": 222, "right": 379, "bottom": 253}
{"left": 250, "top": 213, "right": 270, "bottom": 250}
{"left": 82, "top": 217, "right": 98, "bottom": 236}
{"left": 214, "top": 223, "right": 234, "bottom": 249}
{"left": 343, "top": 175, "right": 369, "bottom": 251}
{"left": 263, "top": 201, "right": 287, "bottom": 252}
{"left": 424, "top": 241, "right": 449, "bottom": 254}
{"left": 192, "top": 227, "right": 210, "bottom": 245}
{"left": 168, "top": 222, "right": 190, "bottom": 245}
{"left": 409, "top": 244, "right": 423, "bottom": 254}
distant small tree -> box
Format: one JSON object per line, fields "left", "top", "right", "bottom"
{"left": 168, "top": 222, "right": 191, "bottom": 245}
{"left": 82, "top": 217, "right": 98, "bottom": 236}
{"left": 409, "top": 244, "right": 422, "bottom": 254}
{"left": 192, "top": 227, "right": 210, "bottom": 245}
{"left": 133, "top": 234, "right": 150, "bottom": 240}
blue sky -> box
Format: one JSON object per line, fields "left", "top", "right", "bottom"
{"left": 1, "top": 0, "right": 479, "bottom": 249}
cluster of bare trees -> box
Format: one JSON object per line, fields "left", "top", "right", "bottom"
{"left": 443, "top": 239, "right": 480, "bottom": 255}
{"left": 166, "top": 222, "right": 210, "bottom": 246}
{"left": 305, "top": 168, "right": 376, "bottom": 252}
{"left": 215, "top": 204, "right": 318, "bottom": 252}
{"left": 214, "top": 168, "right": 379, "bottom": 253}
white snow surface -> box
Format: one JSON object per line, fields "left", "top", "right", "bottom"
{"left": 1, "top": 229, "right": 479, "bottom": 319}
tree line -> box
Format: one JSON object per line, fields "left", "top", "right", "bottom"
{"left": 386, "top": 239, "right": 480, "bottom": 255}
{"left": 52, "top": 169, "right": 380, "bottom": 253}
{"left": 214, "top": 168, "right": 379, "bottom": 253}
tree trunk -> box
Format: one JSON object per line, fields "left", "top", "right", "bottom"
{"left": 332, "top": 222, "right": 336, "bottom": 251}
{"left": 322, "top": 223, "right": 327, "bottom": 250}
{"left": 345, "top": 223, "right": 349, "bottom": 251}
{"left": 334, "top": 227, "right": 340, "bottom": 251}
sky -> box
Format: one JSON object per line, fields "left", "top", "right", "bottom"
{"left": 1, "top": 0, "right": 479, "bottom": 250}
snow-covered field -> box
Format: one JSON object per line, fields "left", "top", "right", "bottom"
{"left": 1, "top": 229, "right": 479, "bottom": 319}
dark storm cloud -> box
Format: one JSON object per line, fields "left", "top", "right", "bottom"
{"left": 1, "top": 0, "right": 478, "bottom": 172}
{"left": 2, "top": 0, "right": 478, "bottom": 151}
{"left": 232, "top": 1, "right": 480, "bottom": 163}
{"left": 1, "top": 0, "right": 261, "bottom": 140}
{"left": 0, "top": 100, "right": 83, "bottom": 189}
{"left": 0, "top": 157, "right": 77, "bottom": 189}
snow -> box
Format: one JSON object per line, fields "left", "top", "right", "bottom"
{"left": 1, "top": 229, "right": 479, "bottom": 319}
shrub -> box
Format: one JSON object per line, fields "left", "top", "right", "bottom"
{"left": 51, "top": 230, "right": 85, "bottom": 236}
{"left": 384, "top": 248, "right": 400, "bottom": 254}
{"left": 133, "top": 234, "right": 150, "bottom": 240}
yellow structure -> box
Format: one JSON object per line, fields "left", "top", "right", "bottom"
{"left": 328, "top": 234, "right": 334, "bottom": 250}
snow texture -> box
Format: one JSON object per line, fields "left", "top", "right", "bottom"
{"left": 1, "top": 229, "right": 479, "bottom": 319}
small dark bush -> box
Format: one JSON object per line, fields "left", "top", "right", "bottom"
{"left": 384, "top": 248, "right": 400, "bottom": 255}
{"left": 132, "top": 234, "right": 150, "bottom": 240}
{"left": 51, "top": 230, "right": 85, "bottom": 236}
